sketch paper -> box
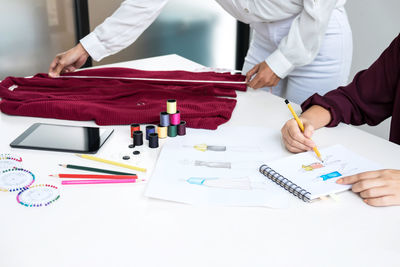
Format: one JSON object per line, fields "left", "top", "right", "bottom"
{"left": 265, "top": 144, "right": 382, "bottom": 200}
{"left": 145, "top": 127, "right": 291, "bottom": 208}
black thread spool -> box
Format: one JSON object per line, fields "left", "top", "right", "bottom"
{"left": 149, "top": 133, "right": 159, "bottom": 148}
{"left": 133, "top": 131, "right": 143, "bottom": 146}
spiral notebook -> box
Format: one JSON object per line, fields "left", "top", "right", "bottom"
{"left": 259, "top": 144, "right": 381, "bottom": 202}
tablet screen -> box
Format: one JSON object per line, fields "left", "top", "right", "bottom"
{"left": 10, "top": 123, "right": 114, "bottom": 153}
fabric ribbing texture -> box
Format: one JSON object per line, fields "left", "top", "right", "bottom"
{"left": 0, "top": 67, "right": 246, "bottom": 130}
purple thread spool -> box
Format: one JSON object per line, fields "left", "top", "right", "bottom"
{"left": 160, "top": 112, "right": 170, "bottom": 127}
{"left": 177, "top": 121, "right": 186, "bottom": 136}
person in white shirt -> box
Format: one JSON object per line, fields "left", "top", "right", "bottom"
{"left": 48, "top": 0, "right": 352, "bottom": 104}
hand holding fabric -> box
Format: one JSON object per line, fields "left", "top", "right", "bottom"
{"left": 246, "top": 61, "right": 280, "bottom": 89}
{"left": 48, "top": 43, "right": 89, "bottom": 77}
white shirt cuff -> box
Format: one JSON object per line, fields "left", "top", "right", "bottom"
{"left": 265, "top": 49, "right": 295, "bottom": 79}
{"left": 80, "top": 33, "right": 109, "bottom": 62}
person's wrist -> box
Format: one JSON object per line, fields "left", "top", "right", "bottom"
{"left": 76, "top": 43, "right": 89, "bottom": 58}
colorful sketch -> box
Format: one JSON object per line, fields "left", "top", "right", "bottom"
{"left": 302, "top": 162, "right": 324, "bottom": 171}
{"left": 186, "top": 177, "right": 252, "bottom": 190}
{"left": 319, "top": 171, "right": 342, "bottom": 181}
{"left": 193, "top": 144, "right": 226, "bottom": 152}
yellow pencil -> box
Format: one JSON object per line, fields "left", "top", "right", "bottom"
{"left": 284, "top": 99, "right": 323, "bottom": 162}
{"left": 76, "top": 154, "right": 147, "bottom": 172}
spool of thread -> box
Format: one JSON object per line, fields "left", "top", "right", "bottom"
{"left": 168, "top": 125, "right": 178, "bottom": 137}
{"left": 130, "top": 123, "right": 140, "bottom": 138}
{"left": 149, "top": 133, "right": 159, "bottom": 148}
{"left": 158, "top": 125, "right": 168, "bottom": 139}
{"left": 160, "top": 112, "right": 170, "bottom": 127}
{"left": 166, "top": 99, "right": 177, "bottom": 114}
{"left": 145, "top": 125, "right": 156, "bottom": 140}
{"left": 169, "top": 111, "right": 180, "bottom": 125}
{"left": 133, "top": 131, "right": 143, "bottom": 146}
{"left": 178, "top": 121, "right": 186, "bottom": 136}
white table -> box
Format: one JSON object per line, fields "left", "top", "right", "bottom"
{"left": 1, "top": 55, "right": 399, "bottom": 267}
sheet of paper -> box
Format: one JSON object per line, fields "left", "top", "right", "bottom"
{"left": 145, "top": 127, "right": 291, "bottom": 208}
{"left": 266, "top": 144, "right": 382, "bottom": 199}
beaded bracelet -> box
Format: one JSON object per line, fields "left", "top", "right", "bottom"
{"left": 0, "top": 168, "right": 35, "bottom": 192}
{"left": 17, "top": 184, "right": 60, "bottom": 207}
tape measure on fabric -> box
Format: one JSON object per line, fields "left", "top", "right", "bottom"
{"left": 55, "top": 75, "right": 247, "bottom": 85}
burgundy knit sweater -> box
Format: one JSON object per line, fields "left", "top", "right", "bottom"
{"left": 0, "top": 68, "right": 246, "bottom": 130}
{"left": 302, "top": 34, "right": 400, "bottom": 145}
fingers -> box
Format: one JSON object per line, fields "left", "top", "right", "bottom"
{"left": 245, "top": 65, "right": 259, "bottom": 83}
{"left": 350, "top": 178, "right": 387, "bottom": 193}
{"left": 48, "top": 56, "right": 62, "bottom": 77}
{"left": 281, "top": 119, "right": 315, "bottom": 153}
{"left": 359, "top": 186, "right": 394, "bottom": 199}
{"left": 303, "top": 124, "right": 314, "bottom": 139}
{"left": 337, "top": 170, "right": 384, "bottom": 185}
{"left": 246, "top": 62, "right": 280, "bottom": 89}
{"left": 48, "top": 54, "right": 66, "bottom": 77}
{"left": 53, "top": 57, "right": 67, "bottom": 77}
{"left": 364, "top": 195, "right": 400, "bottom": 207}
{"left": 48, "top": 43, "right": 89, "bottom": 78}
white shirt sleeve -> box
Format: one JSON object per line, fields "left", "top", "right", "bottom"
{"left": 80, "top": 0, "right": 169, "bottom": 62}
{"left": 265, "top": 0, "right": 338, "bottom": 79}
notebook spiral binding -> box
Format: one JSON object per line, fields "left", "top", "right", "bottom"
{"left": 259, "top": 164, "right": 311, "bottom": 202}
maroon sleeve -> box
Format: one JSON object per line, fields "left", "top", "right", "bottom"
{"left": 301, "top": 34, "right": 400, "bottom": 127}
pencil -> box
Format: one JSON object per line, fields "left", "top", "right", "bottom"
{"left": 76, "top": 154, "right": 147, "bottom": 172}
{"left": 50, "top": 174, "right": 137, "bottom": 179}
{"left": 59, "top": 164, "right": 136, "bottom": 176}
{"left": 61, "top": 178, "right": 145, "bottom": 185}
{"left": 284, "top": 99, "right": 323, "bottom": 162}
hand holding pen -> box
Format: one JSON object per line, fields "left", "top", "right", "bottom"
{"left": 282, "top": 99, "right": 324, "bottom": 162}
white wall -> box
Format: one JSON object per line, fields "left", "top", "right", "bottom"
{"left": 345, "top": 0, "right": 400, "bottom": 140}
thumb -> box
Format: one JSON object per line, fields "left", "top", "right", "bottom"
{"left": 245, "top": 64, "right": 259, "bottom": 83}
{"left": 303, "top": 122, "right": 315, "bottom": 139}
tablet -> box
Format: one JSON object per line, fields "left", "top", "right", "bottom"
{"left": 10, "top": 123, "right": 114, "bottom": 153}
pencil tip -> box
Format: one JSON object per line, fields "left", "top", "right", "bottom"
{"left": 284, "top": 99, "right": 289, "bottom": 104}
{"left": 49, "top": 174, "right": 55, "bottom": 177}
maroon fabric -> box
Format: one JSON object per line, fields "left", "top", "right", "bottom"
{"left": 0, "top": 68, "right": 246, "bottom": 130}
{"left": 302, "top": 34, "right": 400, "bottom": 145}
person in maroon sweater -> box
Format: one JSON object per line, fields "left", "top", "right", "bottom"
{"left": 281, "top": 34, "right": 400, "bottom": 207}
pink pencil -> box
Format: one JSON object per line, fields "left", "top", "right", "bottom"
{"left": 61, "top": 178, "right": 145, "bottom": 185}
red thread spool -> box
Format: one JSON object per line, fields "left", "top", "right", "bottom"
{"left": 130, "top": 124, "right": 140, "bottom": 138}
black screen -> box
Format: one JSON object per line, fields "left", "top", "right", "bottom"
{"left": 11, "top": 123, "right": 113, "bottom": 153}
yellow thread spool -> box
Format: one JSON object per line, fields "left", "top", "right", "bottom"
{"left": 166, "top": 99, "right": 177, "bottom": 114}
